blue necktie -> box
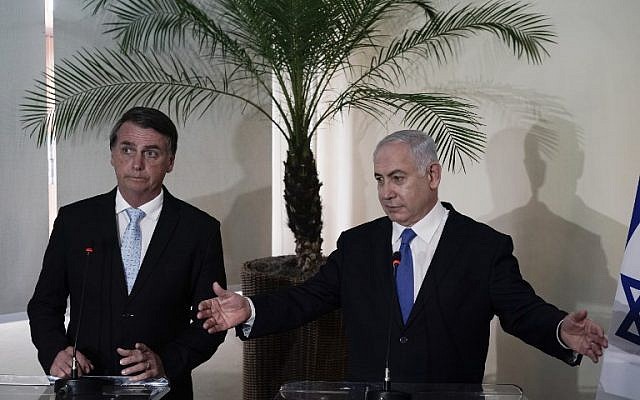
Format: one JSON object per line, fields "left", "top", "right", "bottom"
{"left": 396, "top": 228, "right": 417, "bottom": 323}
{"left": 121, "top": 208, "right": 145, "bottom": 294}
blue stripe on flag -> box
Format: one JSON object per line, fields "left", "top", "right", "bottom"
{"left": 627, "top": 177, "right": 640, "bottom": 246}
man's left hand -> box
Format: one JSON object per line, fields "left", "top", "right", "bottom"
{"left": 117, "top": 343, "right": 166, "bottom": 381}
{"left": 560, "top": 310, "right": 608, "bottom": 363}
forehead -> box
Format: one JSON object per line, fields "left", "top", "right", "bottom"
{"left": 114, "top": 121, "right": 169, "bottom": 148}
{"left": 374, "top": 142, "right": 416, "bottom": 174}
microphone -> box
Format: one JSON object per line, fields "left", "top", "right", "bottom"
{"left": 366, "top": 251, "right": 410, "bottom": 400}
{"left": 54, "top": 245, "right": 113, "bottom": 398}
{"left": 71, "top": 246, "right": 93, "bottom": 379}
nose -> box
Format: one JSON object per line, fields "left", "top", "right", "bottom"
{"left": 132, "top": 152, "right": 144, "bottom": 171}
{"left": 379, "top": 182, "right": 395, "bottom": 200}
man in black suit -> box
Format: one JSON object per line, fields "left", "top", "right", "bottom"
{"left": 28, "top": 107, "right": 227, "bottom": 399}
{"left": 197, "top": 130, "right": 607, "bottom": 383}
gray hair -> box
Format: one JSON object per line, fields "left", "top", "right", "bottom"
{"left": 374, "top": 130, "right": 439, "bottom": 174}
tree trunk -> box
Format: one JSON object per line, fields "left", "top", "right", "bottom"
{"left": 283, "top": 143, "right": 323, "bottom": 279}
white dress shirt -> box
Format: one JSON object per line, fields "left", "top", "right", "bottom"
{"left": 115, "top": 188, "right": 164, "bottom": 265}
{"left": 392, "top": 202, "right": 449, "bottom": 301}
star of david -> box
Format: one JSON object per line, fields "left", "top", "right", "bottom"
{"left": 615, "top": 273, "right": 640, "bottom": 346}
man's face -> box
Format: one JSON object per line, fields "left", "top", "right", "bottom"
{"left": 374, "top": 141, "right": 441, "bottom": 226}
{"left": 110, "top": 121, "right": 174, "bottom": 207}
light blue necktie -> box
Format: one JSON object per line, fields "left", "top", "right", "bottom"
{"left": 396, "top": 228, "right": 417, "bottom": 323}
{"left": 122, "top": 208, "right": 145, "bottom": 294}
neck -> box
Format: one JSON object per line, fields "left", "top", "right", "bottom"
{"left": 120, "top": 189, "right": 161, "bottom": 208}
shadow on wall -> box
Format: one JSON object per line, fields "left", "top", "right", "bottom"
{"left": 484, "top": 118, "right": 622, "bottom": 400}
{"left": 187, "top": 118, "right": 271, "bottom": 285}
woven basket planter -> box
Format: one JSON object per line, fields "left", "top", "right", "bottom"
{"left": 241, "top": 255, "right": 347, "bottom": 400}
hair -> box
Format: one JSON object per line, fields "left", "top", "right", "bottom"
{"left": 373, "top": 130, "right": 439, "bottom": 174}
{"left": 109, "top": 107, "right": 178, "bottom": 155}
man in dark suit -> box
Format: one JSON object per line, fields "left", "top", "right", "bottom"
{"left": 28, "top": 107, "right": 227, "bottom": 399}
{"left": 197, "top": 130, "right": 607, "bottom": 383}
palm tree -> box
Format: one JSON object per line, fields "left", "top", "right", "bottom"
{"left": 21, "top": 0, "right": 554, "bottom": 277}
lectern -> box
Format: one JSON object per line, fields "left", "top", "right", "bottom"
{"left": 276, "top": 381, "right": 526, "bottom": 400}
{"left": 0, "top": 375, "right": 169, "bottom": 400}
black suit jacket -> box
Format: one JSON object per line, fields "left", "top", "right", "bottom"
{"left": 28, "top": 187, "right": 227, "bottom": 399}
{"left": 247, "top": 202, "right": 576, "bottom": 383}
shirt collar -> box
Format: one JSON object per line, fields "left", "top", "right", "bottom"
{"left": 115, "top": 188, "right": 164, "bottom": 222}
{"left": 392, "top": 202, "right": 447, "bottom": 245}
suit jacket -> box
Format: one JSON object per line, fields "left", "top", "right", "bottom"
{"left": 247, "top": 202, "right": 577, "bottom": 383}
{"left": 28, "top": 187, "right": 227, "bottom": 399}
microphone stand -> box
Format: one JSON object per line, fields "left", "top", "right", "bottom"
{"left": 54, "top": 247, "right": 113, "bottom": 399}
{"left": 366, "top": 252, "right": 410, "bottom": 400}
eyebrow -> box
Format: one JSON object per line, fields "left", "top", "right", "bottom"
{"left": 119, "top": 141, "right": 162, "bottom": 151}
{"left": 374, "top": 169, "right": 406, "bottom": 177}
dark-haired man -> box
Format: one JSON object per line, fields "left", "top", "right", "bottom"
{"left": 28, "top": 107, "right": 227, "bottom": 399}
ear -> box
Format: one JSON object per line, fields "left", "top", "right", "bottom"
{"left": 166, "top": 155, "right": 175, "bottom": 173}
{"left": 427, "top": 163, "right": 441, "bottom": 189}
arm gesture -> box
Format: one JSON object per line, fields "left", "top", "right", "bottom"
{"left": 197, "top": 282, "right": 252, "bottom": 333}
{"left": 560, "top": 309, "right": 608, "bottom": 363}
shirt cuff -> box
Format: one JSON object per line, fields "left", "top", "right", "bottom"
{"left": 241, "top": 297, "right": 256, "bottom": 337}
{"left": 556, "top": 319, "right": 571, "bottom": 349}
{"left": 557, "top": 318, "right": 581, "bottom": 365}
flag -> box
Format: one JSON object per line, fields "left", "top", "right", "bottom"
{"left": 597, "top": 178, "right": 640, "bottom": 400}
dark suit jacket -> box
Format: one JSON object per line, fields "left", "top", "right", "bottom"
{"left": 28, "top": 187, "right": 227, "bottom": 399}
{"left": 247, "top": 202, "right": 577, "bottom": 383}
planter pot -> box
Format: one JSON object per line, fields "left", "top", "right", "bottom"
{"left": 241, "top": 255, "right": 347, "bottom": 400}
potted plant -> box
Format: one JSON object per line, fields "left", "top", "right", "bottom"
{"left": 21, "top": 0, "right": 555, "bottom": 398}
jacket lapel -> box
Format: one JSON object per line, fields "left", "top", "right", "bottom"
{"left": 128, "top": 188, "right": 180, "bottom": 300}
{"left": 405, "top": 202, "right": 463, "bottom": 327}
{"left": 370, "top": 218, "right": 408, "bottom": 329}
{"left": 91, "top": 189, "right": 130, "bottom": 298}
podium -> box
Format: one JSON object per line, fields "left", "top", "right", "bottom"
{"left": 0, "top": 375, "right": 169, "bottom": 399}
{"left": 276, "top": 381, "right": 526, "bottom": 400}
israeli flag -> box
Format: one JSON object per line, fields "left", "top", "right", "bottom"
{"left": 597, "top": 178, "right": 640, "bottom": 400}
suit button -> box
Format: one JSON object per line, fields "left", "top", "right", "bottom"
{"left": 399, "top": 336, "right": 408, "bottom": 344}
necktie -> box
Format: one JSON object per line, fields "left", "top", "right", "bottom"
{"left": 122, "top": 208, "right": 145, "bottom": 294}
{"left": 396, "top": 228, "right": 417, "bottom": 323}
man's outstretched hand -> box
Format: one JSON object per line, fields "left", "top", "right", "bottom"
{"left": 560, "top": 309, "right": 608, "bottom": 363}
{"left": 197, "top": 282, "right": 252, "bottom": 334}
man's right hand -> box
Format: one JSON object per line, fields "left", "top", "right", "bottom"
{"left": 50, "top": 346, "right": 94, "bottom": 378}
{"left": 197, "top": 282, "right": 251, "bottom": 333}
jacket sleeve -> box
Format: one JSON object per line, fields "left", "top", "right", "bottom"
{"left": 27, "top": 208, "right": 72, "bottom": 373}
{"left": 490, "top": 234, "right": 576, "bottom": 365}
{"left": 158, "top": 222, "right": 227, "bottom": 380}
{"left": 248, "top": 238, "right": 343, "bottom": 339}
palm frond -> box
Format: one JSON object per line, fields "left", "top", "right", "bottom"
{"left": 20, "top": 49, "right": 271, "bottom": 145}
{"left": 83, "top": 0, "right": 112, "bottom": 14}
{"left": 102, "top": 0, "right": 188, "bottom": 53}
{"left": 356, "top": 0, "right": 555, "bottom": 92}
{"left": 430, "top": 0, "right": 556, "bottom": 64}
{"left": 338, "top": 87, "right": 485, "bottom": 171}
